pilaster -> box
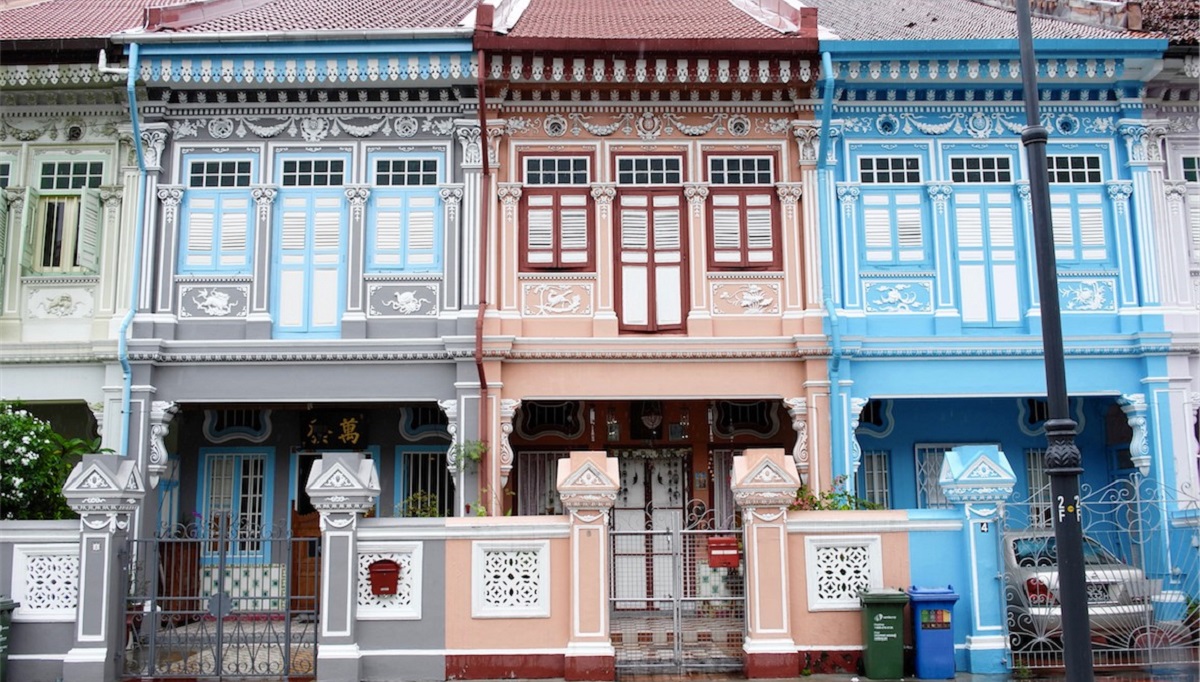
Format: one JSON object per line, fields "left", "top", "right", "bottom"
{"left": 248, "top": 185, "right": 278, "bottom": 338}
{"left": 590, "top": 183, "right": 618, "bottom": 335}
{"left": 342, "top": 185, "right": 371, "bottom": 337}
{"left": 938, "top": 445, "right": 1016, "bottom": 674}
{"left": 305, "top": 452, "right": 381, "bottom": 682}
{"left": 683, "top": 183, "right": 712, "bottom": 334}
{"left": 926, "top": 182, "right": 960, "bottom": 334}
{"left": 61, "top": 455, "right": 146, "bottom": 682}
{"left": 731, "top": 449, "right": 802, "bottom": 678}
{"left": 440, "top": 184, "right": 466, "bottom": 310}
{"left": 556, "top": 451, "right": 620, "bottom": 681}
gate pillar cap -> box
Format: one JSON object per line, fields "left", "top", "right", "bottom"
{"left": 732, "top": 448, "right": 801, "bottom": 509}
{"left": 938, "top": 444, "right": 1015, "bottom": 503}
{"left": 63, "top": 453, "right": 145, "bottom": 513}
{"left": 305, "top": 451, "right": 380, "bottom": 512}
{"left": 556, "top": 451, "right": 619, "bottom": 510}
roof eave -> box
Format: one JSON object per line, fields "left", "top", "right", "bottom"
{"left": 474, "top": 35, "right": 820, "bottom": 55}
{"left": 113, "top": 27, "right": 474, "bottom": 45}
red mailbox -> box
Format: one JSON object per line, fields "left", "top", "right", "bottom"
{"left": 707, "top": 536, "right": 741, "bottom": 568}
{"left": 367, "top": 559, "right": 401, "bottom": 596}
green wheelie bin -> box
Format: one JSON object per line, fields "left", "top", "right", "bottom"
{"left": 860, "top": 588, "right": 908, "bottom": 679}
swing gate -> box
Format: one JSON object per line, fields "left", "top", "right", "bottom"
{"left": 610, "top": 508, "right": 746, "bottom": 674}
{"left": 121, "top": 517, "right": 319, "bottom": 679}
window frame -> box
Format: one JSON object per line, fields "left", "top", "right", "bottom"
{"left": 366, "top": 151, "right": 445, "bottom": 273}
{"left": 23, "top": 157, "right": 106, "bottom": 275}
{"left": 948, "top": 155, "right": 1014, "bottom": 184}
{"left": 614, "top": 154, "right": 685, "bottom": 186}
{"left": 706, "top": 154, "right": 781, "bottom": 270}
{"left": 179, "top": 153, "right": 258, "bottom": 275}
{"left": 198, "top": 448, "right": 274, "bottom": 564}
{"left": 519, "top": 153, "right": 594, "bottom": 272}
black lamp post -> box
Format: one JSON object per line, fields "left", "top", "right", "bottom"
{"left": 1014, "top": 1, "right": 1094, "bottom": 679}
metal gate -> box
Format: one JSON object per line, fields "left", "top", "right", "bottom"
{"left": 122, "top": 517, "right": 319, "bottom": 679}
{"left": 1003, "top": 475, "right": 1199, "bottom": 672}
{"left": 610, "top": 501, "right": 746, "bottom": 674}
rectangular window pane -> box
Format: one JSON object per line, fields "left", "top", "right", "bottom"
{"left": 859, "top": 157, "right": 922, "bottom": 184}
{"left": 1047, "top": 155, "right": 1103, "bottom": 184}
{"left": 40, "top": 161, "right": 103, "bottom": 190}
{"left": 709, "top": 156, "right": 774, "bottom": 185}
{"left": 524, "top": 157, "right": 590, "bottom": 186}
{"left": 375, "top": 158, "right": 440, "bottom": 186}
{"left": 860, "top": 451, "right": 890, "bottom": 509}
{"left": 282, "top": 158, "right": 344, "bottom": 187}
{"left": 617, "top": 156, "right": 682, "bottom": 184}
{"left": 188, "top": 159, "right": 253, "bottom": 188}
{"left": 949, "top": 156, "right": 1012, "bottom": 184}
{"left": 1182, "top": 156, "right": 1199, "bottom": 183}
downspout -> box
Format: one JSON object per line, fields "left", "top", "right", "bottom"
{"left": 474, "top": 48, "right": 492, "bottom": 513}
{"left": 103, "top": 44, "right": 148, "bottom": 459}
{"left": 816, "top": 50, "right": 846, "bottom": 485}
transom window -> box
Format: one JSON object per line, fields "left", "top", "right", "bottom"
{"left": 860, "top": 157, "right": 921, "bottom": 184}
{"left": 525, "top": 157, "right": 589, "bottom": 185}
{"left": 950, "top": 156, "right": 1013, "bottom": 184}
{"left": 40, "top": 161, "right": 103, "bottom": 190}
{"left": 376, "top": 158, "right": 439, "bottom": 186}
{"left": 189, "top": 160, "right": 252, "bottom": 188}
{"left": 1047, "top": 155, "right": 1102, "bottom": 184}
{"left": 0, "top": 162, "right": 10, "bottom": 188}
{"left": 709, "top": 156, "right": 773, "bottom": 184}
{"left": 617, "top": 156, "right": 682, "bottom": 184}
{"left": 1182, "top": 156, "right": 1199, "bottom": 183}
{"left": 281, "top": 159, "right": 345, "bottom": 187}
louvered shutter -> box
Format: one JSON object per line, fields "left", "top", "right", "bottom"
{"left": 1189, "top": 196, "right": 1200, "bottom": 260}
{"left": 74, "top": 187, "right": 102, "bottom": 273}
{"left": 217, "top": 196, "right": 250, "bottom": 271}
{"left": 308, "top": 195, "right": 343, "bottom": 329}
{"left": 524, "top": 193, "right": 556, "bottom": 265}
{"left": 1076, "top": 193, "right": 1105, "bottom": 261}
{"left": 651, "top": 195, "right": 682, "bottom": 327}
{"left": 744, "top": 193, "right": 774, "bottom": 264}
{"left": 20, "top": 186, "right": 40, "bottom": 271}
{"left": 711, "top": 194, "right": 742, "bottom": 263}
{"left": 0, "top": 193, "right": 8, "bottom": 302}
{"left": 277, "top": 197, "right": 310, "bottom": 329}
{"left": 894, "top": 193, "right": 924, "bottom": 262}
{"left": 619, "top": 195, "right": 650, "bottom": 327}
{"left": 405, "top": 193, "right": 437, "bottom": 268}
{"left": 371, "top": 194, "right": 404, "bottom": 268}
{"left": 862, "top": 194, "right": 892, "bottom": 262}
{"left": 558, "top": 193, "right": 589, "bottom": 265}
{"left": 987, "top": 199, "right": 1020, "bottom": 323}
{"left": 184, "top": 195, "right": 217, "bottom": 271}
{"left": 1050, "top": 197, "right": 1075, "bottom": 260}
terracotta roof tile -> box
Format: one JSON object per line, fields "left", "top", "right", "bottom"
{"left": 1140, "top": 0, "right": 1198, "bottom": 45}
{"left": 166, "top": 0, "right": 475, "bottom": 33}
{"left": 809, "top": 0, "right": 1135, "bottom": 41}
{"left": 506, "top": 0, "right": 795, "bottom": 40}
{"left": 0, "top": 0, "right": 174, "bottom": 41}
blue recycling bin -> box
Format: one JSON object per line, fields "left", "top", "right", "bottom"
{"left": 907, "top": 586, "right": 959, "bottom": 679}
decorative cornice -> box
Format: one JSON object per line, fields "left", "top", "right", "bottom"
{"left": 489, "top": 55, "right": 813, "bottom": 85}
{"left": 833, "top": 57, "right": 1122, "bottom": 83}
{"left": 139, "top": 53, "right": 476, "bottom": 86}
{"left": 0, "top": 64, "right": 124, "bottom": 88}
{"left": 170, "top": 113, "right": 456, "bottom": 143}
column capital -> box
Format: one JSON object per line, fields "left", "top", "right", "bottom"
{"left": 731, "top": 448, "right": 801, "bottom": 513}
{"left": 305, "top": 452, "right": 380, "bottom": 531}
{"left": 556, "top": 451, "right": 619, "bottom": 516}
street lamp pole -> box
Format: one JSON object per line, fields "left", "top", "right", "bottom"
{"left": 1014, "top": 1, "right": 1094, "bottom": 679}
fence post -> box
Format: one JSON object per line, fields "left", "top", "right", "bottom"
{"left": 731, "top": 448, "right": 802, "bottom": 678}
{"left": 556, "top": 451, "right": 620, "bottom": 681}
{"left": 938, "top": 444, "right": 1016, "bottom": 674}
{"left": 61, "top": 454, "right": 146, "bottom": 682}
{"left": 305, "top": 451, "right": 381, "bottom": 682}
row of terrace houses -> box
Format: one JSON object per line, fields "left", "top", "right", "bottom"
{"left": 1, "top": 0, "right": 1197, "bottom": 680}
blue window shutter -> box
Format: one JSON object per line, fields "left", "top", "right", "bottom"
{"left": 182, "top": 192, "right": 252, "bottom": 274}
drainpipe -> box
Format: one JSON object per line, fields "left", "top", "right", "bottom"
{"left": 474, "top": 48, "right": 492, "bottom": 513}
{"left": 100, "top": 44, "right": 148, "bottom": 460}
{"left": 816, "top": 50, "right": 847, "bottom": 484}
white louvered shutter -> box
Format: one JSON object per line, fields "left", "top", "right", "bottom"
{"left": 651, "top": 194, "right": 682, "bottom": 327}
{"left": 74, "top": 188, "right": 102, "bottom": 273}
{"left": 525, "top": 193, "right": 555, "bottom": 265}
{"left": 711, "top": 194, "right": 742, "bottom": 263}
{"left": 406, "top": 193, "right": 437, "bottom": 267}
{"left": 619, "top": 195, "right": 650, "bottom": 327}
{"left": 745, "top": 193, "right": 774, "bottom": 263}
{"left": 558, "top": 193, "right": 589, "bottom": 265}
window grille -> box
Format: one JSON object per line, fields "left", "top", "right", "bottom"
{"left": 860, "top": 451, "right": 891, "bottom": 509}
{"left": 516, "top": 451, "right": 567, "bottom": 516}
{"left": 397, "top": 450, "right": 454, "bottom": 517}
{"left": 1025, "top": 448, "right": 1052, "bottom": 527}
{"left": 915, "top": 445, "right": 953, "bottom": 509}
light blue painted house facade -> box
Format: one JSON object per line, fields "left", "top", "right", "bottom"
{"left": 811, "top": 0, "right": 1196, "bottom": 672}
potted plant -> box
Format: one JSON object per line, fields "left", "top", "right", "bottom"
{"left": 448, "top": 439, "right": 487, "bottom": 472}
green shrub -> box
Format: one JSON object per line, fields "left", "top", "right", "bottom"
{"left": 788, "top": 475, "right": 877, "bottom": 511}
{"left": 0, "top": 403, "right": 81, "bottom": 520}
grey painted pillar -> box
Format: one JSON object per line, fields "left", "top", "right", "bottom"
{"left": 247, "top": 185, "right": 278, "bottom": 338}
{"left": 305, "top": 452, "right": 380, "bottom": 682}
{"left": 61, "top": 455, "right": 146, "bottom": 682}
{"left": 342, "top": 186, "right": 370, "bottom": 338}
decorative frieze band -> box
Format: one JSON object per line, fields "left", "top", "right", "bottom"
{"left": 489, "top": 55, "right": 814, "bottom": 84}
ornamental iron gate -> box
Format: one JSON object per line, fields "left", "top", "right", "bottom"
{"left": 122, "top": 516, "right": 319, "bottom": 679}
{"left": 610, "top": 499, "right": 746, "bottom": 674}
{"left": 1003, "top": 475, "right": 1199, "bottom": 672}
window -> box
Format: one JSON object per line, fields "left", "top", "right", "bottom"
{"left": 617, "top": 156, "right": 682, "bottom": 184}
{"left": 368, "top": 155, "right": 442, "bottom": 272}
{"left": 281, "top": 159, "right": 344, "bottom": 187}
{"left": 617, "top": 192, "right": 685, "bottom": 331}
{"left": 1182, "top": 156, "right": 1199, "bottom": 183}
{"left": 396, "top": 448, "right": 454, "bottom": 517}
{"left": 521, "top": 156, "right": 592, "bottom": 270}
{"left": 22, "top": 161, "right": 104, "bottom": 274}
{"left": 525, "top": 157, "right": 588, "bottom": 185}
{"left": 1047, "top": 155, "right": 1102, "bottom": 184}
{"left": 515, "top": 451, "right": 568, "bottom": 516}
{"left": 180, "top": 157, "right": 255, "bottom": 274}
{"left": 859, "top": 451, "right": 891, "bottom": 509}
{"left": 202, "top": 451, "right": 270, "bottom": 560}
{"left": 950, "top": 157, "right": 1013, "bottom": 184}
{"left": 861, "top": 193, "right": 925, "bottom": 263}
{"left": 0, "top": 163, "right": 10, "bottom": 188}
{"left": 860, "top": 157, "right": 921, "bottom": 184}
{"left": 1050, "top": 193, "right": 1108, "bottom": 263}
{"left": 708, "top": 156, "right": 778, "bottom": 269}
{"left": 915, "top": 444, "right": 953, "bottom": 509}
{"left": 1025, "top": 449, "right": 1051, "bottom": 528}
